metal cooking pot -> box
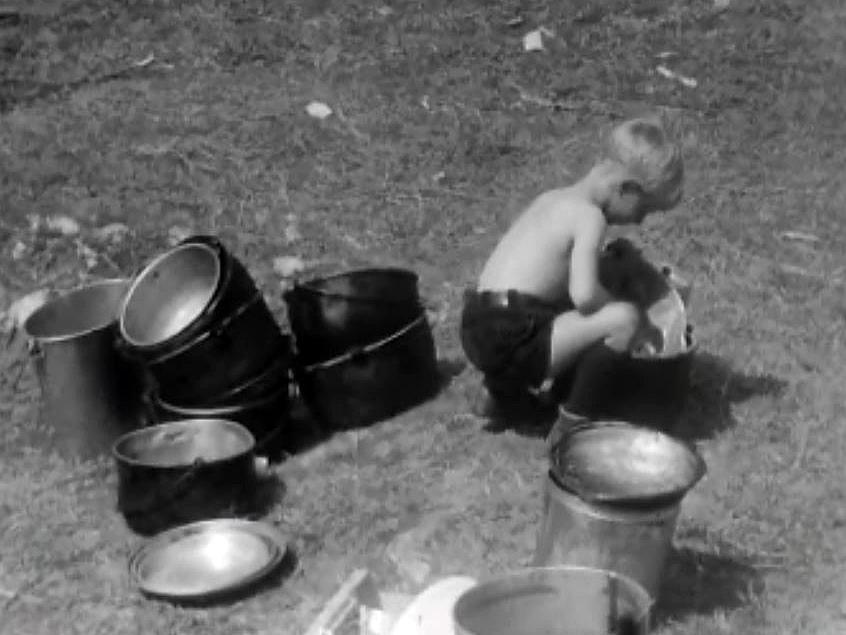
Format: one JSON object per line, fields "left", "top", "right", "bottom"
{"left": 284, "top": 267, "right": 422, "bottom": 365}
{"left": 119, "top": 241, "right": 221, "bottom": 349}
{"left": 294, "top": 314, "right": 439, "bottom": 429}
{"left": 119, "top": 235, "right": 260, "bottom": 356}
{"left": 113, "top": 418, "right": 257, "bottom": 535}
{"left": 149, "top": 385, "right": 290, "bottom": 461}
{"left": 453, "top": 566, "right": 652, "bottom": 635}
{"left": 144, "top": 294, "right": 289, "bottom": 405}
{"left": 23, "top": 279, "right": 145, "bottom": 459}
{"left": 561, "top": 327, "right": 696, "bottom": 432}
{"left": 533, "top": 472, "right": 680, "bottom": 600}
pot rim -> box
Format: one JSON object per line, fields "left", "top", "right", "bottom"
{"left": 118, "top": 242, "right": 222, "bottom": 349}
{"left": 299, "top": 313, "right": 428, "bottom": 372}
{"left": 629, "top": 324, "right": 697, "bottom": 361}
{"left": 286, "top": 266, "right": 419, "bottom": 300}
{"left": 548, "top": 419, "right": 706, "bottom": 507}
{"left": 112, "top": 417, "right": 255, "bottom": 467}
{"left": 453, "top": 564, "right": 653, "bottom": 627}
{"left": 152, "top": 382, "right": 288, "bottom": 415}
{"left": 23, "top": 278, "right": 130, "bottom": 343}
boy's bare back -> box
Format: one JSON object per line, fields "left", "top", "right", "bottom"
{"left": 478, "top": 187, "right": 606, "bottom": 308}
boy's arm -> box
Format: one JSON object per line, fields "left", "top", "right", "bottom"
{"left": 568, "top": 208, "right": 616, "bottom": 314}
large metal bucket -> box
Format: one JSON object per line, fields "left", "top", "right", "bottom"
{"left": 23, "top": 279, "right": 144, "bottom": 459}
{"left": 453, "top": 566, "right": 652, "bottom": 635}
{"left": 533, "top": 473, "right": 679, "bottom": 600}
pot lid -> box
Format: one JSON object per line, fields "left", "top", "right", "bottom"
{"left": 549, "top": 421, "right": 706, "bottom": 507}
{"left": 129, "top": 519, "right": 287, "bottom": 603}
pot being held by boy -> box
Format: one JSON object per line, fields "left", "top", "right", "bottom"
{"left": 460, "top": 115, "right": 685, "bottom": 424}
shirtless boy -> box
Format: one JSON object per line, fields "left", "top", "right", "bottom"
{"left": 460, "top": 116, "right": 684, "bottom": 410}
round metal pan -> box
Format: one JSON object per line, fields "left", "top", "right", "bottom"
{"left": 129, "top": 518, "right": 287, "bottom": 602}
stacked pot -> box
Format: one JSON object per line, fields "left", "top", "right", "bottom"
{"left": 284, "top": 267, "right": 440, "bottom": 429}
{"left": 117, "top": 235, "right": 292, "bottom": 459}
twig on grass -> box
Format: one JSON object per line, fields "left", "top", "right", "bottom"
{"left": 505, "top": 79, "right": 581, "bottom": 111}
{"left": 779, "top": 230, "right": 821, "bottom": 243}
{"left": 0, "top": 583, "right": 43, "bottom": 609}
{"left": 334, "top": 106, "right": 371, "bottom": 144}
{"left": 504, "top": 79, "right": 620, "bottom": 117}
{"left": 790, "top": 420, "right": 813, "bottom": 472}
{"left": 3, "top": 54, "right": 171, "bottom": 111}
{"left": 413, "top": 186, "right": 499, "bottom": 203}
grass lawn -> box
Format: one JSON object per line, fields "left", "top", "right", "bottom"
{"left": 1, "top": 0, "right": 845, "bottom": 633}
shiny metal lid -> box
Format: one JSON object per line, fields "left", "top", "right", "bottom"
{"left": 129, "top": 518, "right": 286, "bottom": 602}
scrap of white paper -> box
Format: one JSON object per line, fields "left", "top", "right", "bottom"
{"left": 306, "top": 101, "right": 333, "bottom": 119}
{"left": 4, "top": 289, "right": 49, "bottom": 331}
{"left": 656, "top": 65, "right": 698, "bottom": 88}
{"left": 523, "top": 29, "right": 544, "bottom": 52}
{"left": 45, "top": 215, "right": 80, "bottom": 236}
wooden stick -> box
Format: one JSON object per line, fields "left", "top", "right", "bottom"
{"left": 304, "top": 569, "right": 371, "bottom": 635}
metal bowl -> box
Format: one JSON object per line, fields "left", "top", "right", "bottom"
{"left": 550, "top": 421, "right": 706, "bottom": 506}
{"left": 129, "top": 518, "right": 286, "bottom": 602}
{"left": 120, "top": 242, "right": 221, "bottom": 348}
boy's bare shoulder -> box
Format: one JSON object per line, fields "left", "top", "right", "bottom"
{"left": 533, "top": 188, "right": 604, "bottom": 228}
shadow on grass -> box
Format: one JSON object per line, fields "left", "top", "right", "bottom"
{"left": 241, "top": 470, "right": 287, "bottom": 519}
{"left": 674, "top": 352, "right": 787, "bottom": 442}
{"left": 479, "top": 391, "right": 559, "bottom": 439}
{"left": 284, "top": 356, "right": 463, "bottom": 443}
{"left": 473, "top": 349, "right": 786, "bottom": 442}
{"left": 279, "top": 397, "right": 334, "bottom": 456}
{"left": 654, "top": 546, "right": 762, "bottom": 625}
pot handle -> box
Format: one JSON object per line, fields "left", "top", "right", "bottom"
{"left": 348, "top": 346, "right": 369, "bottom": 367}
{"left": 26, "top": 339, "right": 46, "bottom": 391}
{"left": 179, "top": 234, "right": 223, "bottom": 250}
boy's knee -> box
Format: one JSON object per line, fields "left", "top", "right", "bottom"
{"left": 601, "top": 302, "right": 641, "bottom": 349}
{"left": 603, "top": 301, "right": 640, "bottom": 332}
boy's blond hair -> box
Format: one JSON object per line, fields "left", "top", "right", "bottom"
{"left": 605, "top": 117, "right": 684, "bottom": 210}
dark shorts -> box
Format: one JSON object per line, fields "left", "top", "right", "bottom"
{"left": 460, "top": 289, "right": 573, "bottom": 391}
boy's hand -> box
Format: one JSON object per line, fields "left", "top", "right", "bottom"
{"left": 599, "top": 239, "right": 671, "bottom": 308}
{"left": 631, "top": 315, "right": 664, "bottom": 355}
